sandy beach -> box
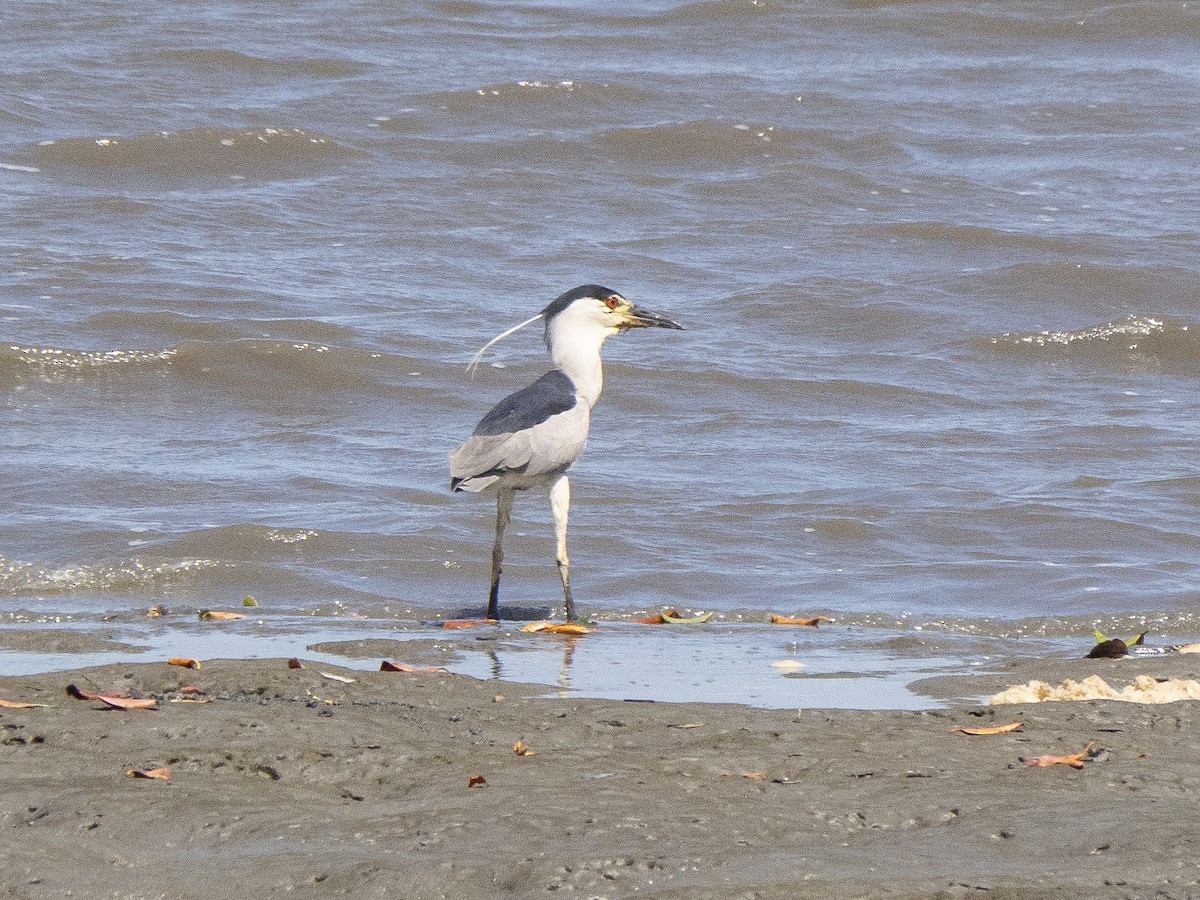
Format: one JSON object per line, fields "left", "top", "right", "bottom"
{"left": 3, "top": 648, "right": 1199, "bottom": 899}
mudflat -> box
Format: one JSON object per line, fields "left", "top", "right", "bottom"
{"left": 2, "top": 654, "right": 1198, "bottom": 899}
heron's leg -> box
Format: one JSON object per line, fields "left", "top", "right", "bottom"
{"left": 487, "top": 489, "right": 514, "bottom": 620}
{"left": 549, "top": 475, "right": 576, "bottom": 621}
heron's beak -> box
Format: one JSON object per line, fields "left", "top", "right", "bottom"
{"left": 622, "top": 304, "right": 685, "bottom": 331}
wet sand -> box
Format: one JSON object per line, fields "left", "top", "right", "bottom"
{"left": 2, "top": 651, "right": 1199, "bottom": 899}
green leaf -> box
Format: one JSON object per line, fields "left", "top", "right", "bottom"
{"left": 662, "top": 611, "right": 714, "bottom": 624}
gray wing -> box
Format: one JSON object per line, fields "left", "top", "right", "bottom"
{"left": 449, "top": 370, "right": 589, "bottom": 492}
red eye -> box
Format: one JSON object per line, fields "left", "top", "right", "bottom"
{"left": 605, "top": 297, "right": 619, "bottom": 309}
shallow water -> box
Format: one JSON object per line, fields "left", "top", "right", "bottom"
{"left": 2, "top": 0, "right": 1198, "bottom": 707}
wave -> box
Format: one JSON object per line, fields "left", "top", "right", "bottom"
{"left": 980, "top": 315, "right": 1200, "bottom": 373}
{"left": 0, "top": 338, "right": 421, "bottom": 395}
{"left": 424, "top": 79, "right": 654, "bottom": 117}
{"left": 884, "top": 221, "right": 1087, "bottom": 254}
{"left": 0, "top": 553, "right": 218, "bottom": 596}
{"left": 593, "top": 119, "right": 904, "bottom": 167}
{"left": 153, "top": 48, "right": 361, "bottom": 79}
{"left": 33, "top": 127, "right": 363, "bottom": 177}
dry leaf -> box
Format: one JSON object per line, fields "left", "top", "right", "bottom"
{"left": 96, "top": 695, "right": 158, "bottom": 710}
{"left": 513, "top": 740, "right": 535, "bottom": 756}
{"left": 742, "top": 772, "right": 769, "bottom": 780}
{"left": 521, "top": 621, "right": 591, "bottom": 635}
{"left": 0, "top": 698, "right": 50, "bottom": 709}
{"left": 319, "top": 672, "right": 356, "bottom": 684}
{"left": 1019, "top": 743, "right": 1096, "bottom": 769}
{"left": 380, "top": 661, "right": 448, "bottom": 673}
{"left": 198, "top": 610, "right": 245, "bottom": 621}
{"left": 167, "top": 657, "right": 200, "bottom": 670}
{"left": 468, "top": 774, "right": 488, "bottom": 787}
{"left": 770, "top": 615, "right": 832, "bottom": 627}
{"left": 1175, "top": 643, "right": 1200, "bottom": 654}
{"left": 146, "top": 605, "right": 168, "bottom": 617}
{"left": 287, "top": 658, "right": 304, "bottom": 669}
{"left": 950, "top": 721, "right": 1024, "bottom": 735}
{"left": 669, "top": 723, "right": 705, "bottom": 729}
{"left": 127, "top": 767, "right": 171, "bottom": 780}
{"left": 661, "top": 610, "right": 714, "bottom": 624}
{"left": 65, "top": 684, "right": 157, "bottom": 709}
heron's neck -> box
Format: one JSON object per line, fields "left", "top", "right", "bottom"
{"left": 548, "top": 325, "right": 607, "bottom": 408}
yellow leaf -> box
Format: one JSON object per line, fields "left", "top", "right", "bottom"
{"left": 770, "top": 615, "right": 831, "bottom": 627}
{"left": 521, "top": 621, "right": 591, "bottom": 635}
{"left": 513, "top": 740, "right": 535, "bottom": 756}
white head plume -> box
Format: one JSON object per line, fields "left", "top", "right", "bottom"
{"left": 465, "top": 310, "right": 545, "bottom": 377}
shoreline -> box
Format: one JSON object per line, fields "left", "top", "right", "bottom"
{"left": 3, "top": 655, "right": 1199, "bottom": 898}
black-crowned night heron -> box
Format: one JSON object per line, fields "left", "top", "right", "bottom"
{"left": 449, "top": 284, "right": 684, "bottom": 621}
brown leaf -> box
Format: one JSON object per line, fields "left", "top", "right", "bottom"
{"left": 521, "top": 621, "right": 591, "bottom": 635}
{"left": 380, "top": 661, "right": 448, "bottom": 673}
{"left": 167, "top": 657, "right": 200, "bottom": 669}
{"left": 1019, "top": 743, "right": 1095, "bottom": 769}
{"left": 950, "top": 721, "right": 1024, "bottom": 735}
{"left": 468, "top": 774, "right": 488, "bottom": 787}
{"left": 513, "top": 739, "right": 535, "bottom": 757}
{"left": 198, "top": 610, "right": 245, "bottom": 621}
{"left": 770, "top": 615, "right": 832, "bottom": 627}
{"left": 1087, "top": 638, "right": 1129, "bottom": 659}
{"left": 287, "top": 658, "right": 304, "bottom": 669}
{"left": 0, "top": 698, "right": 50, "bottom": 709}
{"left": 127, "top": 767, "right": 171, "bottom": 780}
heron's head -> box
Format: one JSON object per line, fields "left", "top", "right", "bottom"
{"left": 541, "top": 285, "right": 685, "bottom": 339}
{"left": 465, "top": 284, "right": 683, "bottom": 377}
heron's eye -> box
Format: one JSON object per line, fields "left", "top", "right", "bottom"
{"left": 605, "top": 296, "right": 620, "bottom": 310}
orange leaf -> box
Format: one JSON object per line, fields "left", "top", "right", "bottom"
{"left": 167, "top": 657, "right": 200, "bottom": 670}
{"left": 636, "top": 608, "right": 679, "bottom": 624}
{"left": 65, "top": 684, "right": 157, "bottom": 709}
{"left": 1019, "top": 743, "right": 1095, "bottom": 769}
{"left": 96, "top": 695, "right": 158, "bottom": 710}
{"left": 0, "top": 698, "right": 49, "bottom": 709}
{"left": 513, "top": 739, "right": 535, "bottom": 757}
{"left": 521, "top": 621, "right": 591, "bottom": 635}
{"left": 468, "top": 774, "right": 488, "bottom": 787}
{"left": 770, "top": 615, "right": 832, "bottom": 627}
{"left": 127, "top": 767, "right": 171, "bottom": 780}
{"left": 380, "top": 661, "right": 448, "bottom": 673}
{"left": 950, "top": 721, "right": 1024, "bottom": 735}
{"left": 439, "top": 619, "right": 496, "bottom": 630}
{"left": 742, "top": 772, "right": 769, "bottom": 780}
{"left": 198, "top": 610, "right": 245, "bottom": 621}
